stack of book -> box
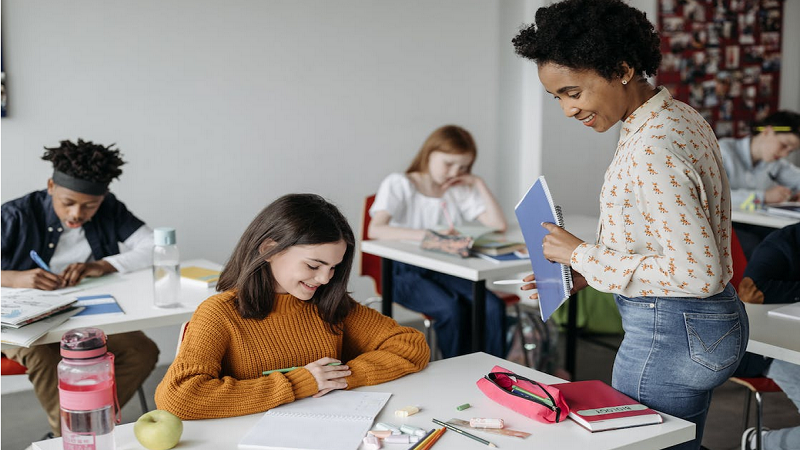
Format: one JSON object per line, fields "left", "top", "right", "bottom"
{"left": 1, "top": 291, "right": 82, "bottom": 347}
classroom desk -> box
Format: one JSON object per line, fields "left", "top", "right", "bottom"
{"left": 31, "top": 352, "right": 695, "bottom": 450}
{"left": 2, "top": 259, "right": 220, "bottom": 348}
{"left": 361, "top": 230, "right": 532, "bottom": 353}
{"left": 731, "top": 209, "right": 799, "bottom": 229}
{"left": 744, "top": 303, "right": 800, "bottom": 365}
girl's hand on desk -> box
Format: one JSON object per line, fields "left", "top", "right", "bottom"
{"left": 541, "top": 223, "right": 583, "bottom": 265}
{"left": 765, "top": 185, "right": 793, "bottom": 204}
{"left": 305, "top": 357, "right": 350, "bottom": 398}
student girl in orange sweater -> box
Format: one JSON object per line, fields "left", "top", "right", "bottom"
{"left": 155, "top": 194, "right": 430, "bottom": 419}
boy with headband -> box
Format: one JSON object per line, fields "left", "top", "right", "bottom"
{"left": 2, "top": 138, "right": 159, "bottom": 438}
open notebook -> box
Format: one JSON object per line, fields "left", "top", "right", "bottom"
{"left": 515, "top": 176, "right": 573, "bottom": 321}
{"left": 238, "top": 390, "right": 391, "bottom": 450}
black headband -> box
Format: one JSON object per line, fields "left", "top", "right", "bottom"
{"left": 52, "top": 170, "right": 108, "bottom": 196}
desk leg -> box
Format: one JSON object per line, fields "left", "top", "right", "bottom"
{"left": 565, "top": 293, "right": 578, "bottom": 379}
{"left": 381, "top": 258, "right": 393, "bottom": 318}
{"left": 472, "top": 281, "right": 486, "bottom": 352}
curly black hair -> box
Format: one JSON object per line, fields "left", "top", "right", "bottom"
{"left": 41, "top": 139, "right": 125, "bottom": 185}
{"left": 512, "top": 0, "right": 662, "bottom": 81}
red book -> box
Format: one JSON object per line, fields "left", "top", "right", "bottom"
{"left": 552, "top": 380, "right": 663, "bottom": 432}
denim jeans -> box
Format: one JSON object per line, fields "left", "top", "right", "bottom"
{"left": 612, "top": 283, "right": 748, "bottom": 450}
{"left": 391, "top": 261, "right": 506, "bottom": 358}
{"left": 763, "top": 359, "right": 800, "bottom": 450}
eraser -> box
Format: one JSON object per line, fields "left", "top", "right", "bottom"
{"left": 456, "top": 403, "right": 471, "bottom": 411}
{"left": 469, "top": 417, "right": 504, "bottom": 429}
{"left": 363, "top": 434, "right": 381, "bottom": 450}
{"left": 374, "top": 422, "right": 401, "bottom": 434}
{"left": 368, "top": 430, "right": 392, "bottom": 439}
{"left": 394, "top": 406, "right": 420, "bottom": 417}
{"left": 399, "top": 424, "right": 427, "bottom": 437}
{"left": 384, "top": 434, "right": 414, "bottom": 444}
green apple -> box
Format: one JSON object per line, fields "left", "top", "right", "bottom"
{"left": 133, "top": 409, "right": 183, "bottom": 450}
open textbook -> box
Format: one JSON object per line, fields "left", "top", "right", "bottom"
{"left": 1, "top": 290, "right": 77, "bottom": 328}
{"left": 238, "top": 390, "right": 391, "bottom": 450}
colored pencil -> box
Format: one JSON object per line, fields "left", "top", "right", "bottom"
{"left": 419, "top": 427, "right": 446, "bottom": 450}
{"left": 432, "top": 418, "right": 497, "bottom": 447}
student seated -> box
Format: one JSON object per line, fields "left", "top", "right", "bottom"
{"left": 368, "top": 125, "right": 508, "bottom": 359}
{"left": 154, "top": 194, "right": 429, "bottom": 419}
{"left": 1, "top": 139, "right": 159, "bottom": 437}
{"left": 720, "top": 111, "right": 800, "bottom": 258}
{"left": 734, "top": 223, "right": 800, "bottom": 450}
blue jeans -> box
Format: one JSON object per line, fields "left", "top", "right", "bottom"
{"left": 763, "top": 359, "right": 800, "bottom": 450}
{"left": 391, "top": 262, "right": 506, "bottom": 358}
{"left": 612, "top": 283, "right": 748, "bottom": 450}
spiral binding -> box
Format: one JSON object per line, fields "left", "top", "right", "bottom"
{"left": 554, "top": 205, "right": 574, "bottom": 298}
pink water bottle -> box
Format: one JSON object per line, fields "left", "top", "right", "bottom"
{"left": 58, "top": 328, "right": 120, "bottom": 450}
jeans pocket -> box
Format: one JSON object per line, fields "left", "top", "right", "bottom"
{"left": 684, "top": 312, "right": 742, "bottom": 371}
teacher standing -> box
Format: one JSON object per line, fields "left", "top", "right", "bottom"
{"left": 512, "top": 1, "right": 747, "bottom": 449}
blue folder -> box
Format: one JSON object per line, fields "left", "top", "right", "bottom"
{"left": 515, "top": 176, "right": 573, "bottom": 321}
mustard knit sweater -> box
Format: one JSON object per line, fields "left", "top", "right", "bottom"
{"left": 155, "top": 290, "right": 430, "bottom": 419}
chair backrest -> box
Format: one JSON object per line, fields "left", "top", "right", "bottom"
{"left": 360, "top": 194, "right": 382, "bottom": 296}
{"left": 175, "top": 321, "right": 189, "bottom": 354}
{"left": 1, "top": 354, "right": 28, "bottom": 375}
{"left": 730, "top": 228, "right": 747, "bottom": 291}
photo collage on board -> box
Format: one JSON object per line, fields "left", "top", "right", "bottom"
{"left": 657, "top": 0, "right": 783, "bottom": 138}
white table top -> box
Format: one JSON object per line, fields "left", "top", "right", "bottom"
{"left": 32, "top": 353, "right": 693, "bottom": 450}
{"left": 360, "top": 216, "right": 598, "bottom": 282}
{"left": 732, "top": 210, "right": 799, "bottom": 229}
{"left": 745, "top": 303, "right": 800, "bottom": 365}
{"left": 2, "top": 259, "right": 220, "bottom": 348}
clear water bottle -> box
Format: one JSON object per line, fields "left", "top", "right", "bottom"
{"left": 58, "top": 327, "right": 118, "bottom": 450}
{"left": 153, "top": 227, "right": 181, "bottom": 308}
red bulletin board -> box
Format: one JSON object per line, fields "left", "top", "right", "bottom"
{"left": 657, "top": 0, "right": 784, "bottom": 138}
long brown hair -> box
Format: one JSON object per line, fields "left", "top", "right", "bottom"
{"left": 405, "top": 125, "right": 477, "bottom": 174}
{"left": 217, "top": 194, "right": 356, "bottom": 330}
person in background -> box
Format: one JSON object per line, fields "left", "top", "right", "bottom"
{"left": 720, "top": 111, "right": 800, "bottom": 258}
{"left": 1, "top": 139, "right": 159, "bottom": 437}
{"left": 155, "top": 194, "right": 429, "bottom": 419}
{"left": 735, "top": 223, "right": 800, "bottom": 450}
{"left": 367, "top": 125, "right": 508, "bottom": 359}
{"left": 512, "top": 1, "right": 748, "bottom": 449}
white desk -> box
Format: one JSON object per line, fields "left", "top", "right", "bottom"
{"left": 2, "top": 259, "right": 220, "bottom": 348}
{"left": 32, "top": 352, "right": 694, "bottom": 450}
{"left": 732, "top": 210, "right": 798, "bottom": 229}
{"left": 745, "top": 303, "right": 800, "bottom": 365}
{"left": 361, "top": 230, "right": 532, "bottom": 352}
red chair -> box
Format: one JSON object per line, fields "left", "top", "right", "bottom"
{"left": 728, "top": 229, "right": 782, "bottom": 450}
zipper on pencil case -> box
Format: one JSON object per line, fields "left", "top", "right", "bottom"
{"left": 484, "top": 373, "right": 561, "bottom": 422}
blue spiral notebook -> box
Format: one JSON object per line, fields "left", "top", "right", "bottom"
{"left": 515, "top": 176, "right": 573, "bottom": 321}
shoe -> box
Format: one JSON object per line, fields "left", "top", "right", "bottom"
{"left": 741, "top": 427, "right": 756, "bottom": 450}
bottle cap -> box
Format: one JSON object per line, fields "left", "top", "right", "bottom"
{"left": 154, "top": 227, "right": 177, "bottom": 246}
{"left": 60, "top": 327, "right": 108, "bottom": 359}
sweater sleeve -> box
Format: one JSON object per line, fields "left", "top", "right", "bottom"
{"left": 154, "top": 295, "right": 319, "bottom": 419}
{"left": 339, "top": 302, "right": 429, "bottom": 389}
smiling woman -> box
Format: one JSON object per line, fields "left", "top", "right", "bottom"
{"left": 154, "top": 193, "right": 429, "bottom": 420}
{"left": 512, "top": 1, "right": 748, "bottom": 449}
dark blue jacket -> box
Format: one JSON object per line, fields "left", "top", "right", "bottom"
{"left": 2, "top": 189, "right": 144, "bottom": 271}
{"left": 743, "top": 223, "right": 800, "bottom": 304}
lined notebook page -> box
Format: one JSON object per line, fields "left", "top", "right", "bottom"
{"left": 238, "top": 390, "right": 391, "bottom": 450}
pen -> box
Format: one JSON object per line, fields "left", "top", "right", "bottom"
{"left": 754, "top": 126, "right": 793, "bottom": 132}
{"left": 511, "top": 385, "right": 554, "bottom": 406}
{"left": 262, "top": 361, "right": 341, "bottom": 376}
{"left": 493, "top": 279, "right": 528, "bottom": 285}
{"left": 29, "top": 250, "right": 53, "bottom": 273}
{"left": 440, "top": 201, "right": 455, "bottom": 231}
{"left": 432, "top": 418, "right": 497, "bottom": 448}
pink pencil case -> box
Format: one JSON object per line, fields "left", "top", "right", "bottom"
{"left": 476, "top": 365, "right": 569, "bottom": 424}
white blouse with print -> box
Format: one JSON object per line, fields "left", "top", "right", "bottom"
{"left": 571, "top": 88, "right": 733, "bottom": 298}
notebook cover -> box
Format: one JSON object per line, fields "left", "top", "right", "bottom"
{"left": 180, "top": 266, "right": 221, "bottom": 288}
{"left": 551, "top": 380, "right": 663, "bottom": 432}
{"left": 514, "top": 176, "right": 573, "bottom": 321}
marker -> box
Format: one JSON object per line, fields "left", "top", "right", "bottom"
{"left": 29, "top": 250, "right": 53, "bottom": 273}
{"left": 492, "top": 279, "right": 528, "bottom": 285}
{"left": 262, "top": 361, "right": 341, "bottom": 376}
{"left": 512, "top": 385, "right": 554, "bottom": 406}
{"left": 432, "top": 418, "right": 496, "bottom": 447}
{"left": 440, "top": 201, "right": 455, "bottom": 231}
{"left": 754, "top": 126, "right": 793, "bottom": 132}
